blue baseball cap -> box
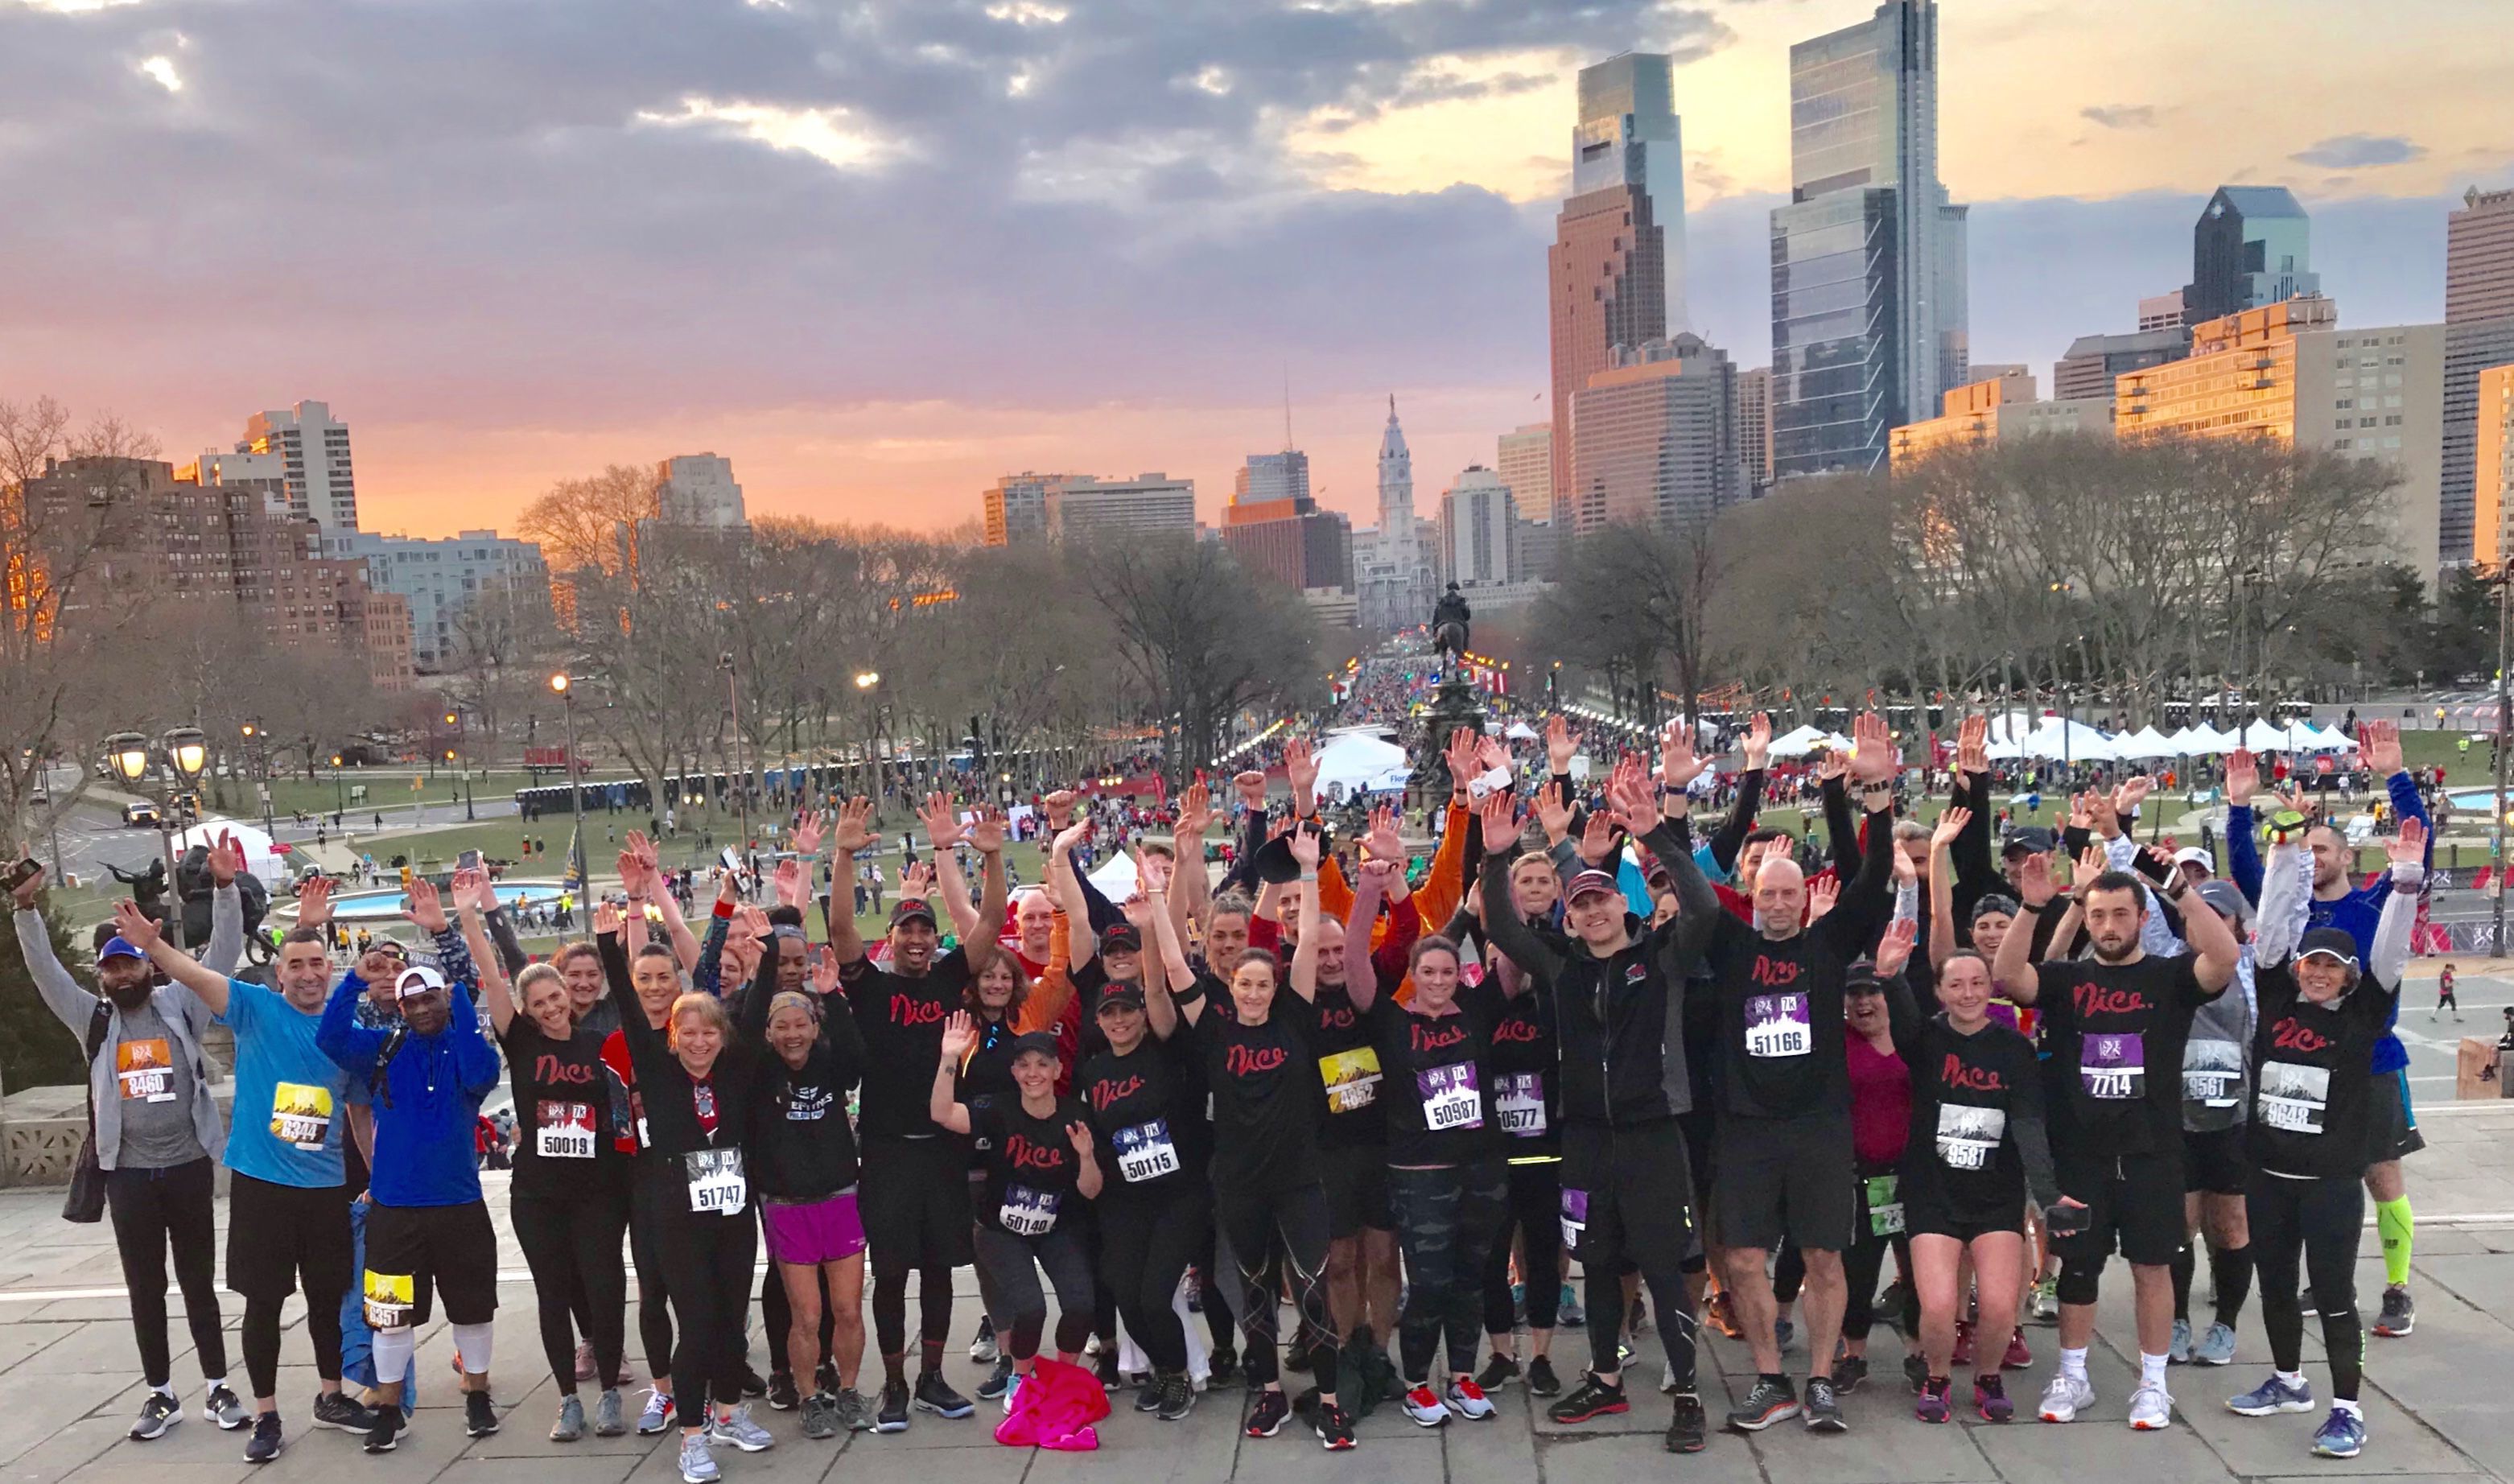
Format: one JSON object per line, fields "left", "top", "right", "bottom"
{"left": 98, "top": 937, "right": 146, "bottom": 963}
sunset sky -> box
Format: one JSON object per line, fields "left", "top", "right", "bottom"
{"left": 2, "top": 0, "right": 2508, "bottom": 539}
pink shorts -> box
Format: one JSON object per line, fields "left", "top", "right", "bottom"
{"left": 762, "top": 1189, "right": 867, "bottom": 1266}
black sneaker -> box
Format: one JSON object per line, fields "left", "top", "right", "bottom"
{"left": 1628, "top": 1297, "right": 1651, "bottom": 1334}
{"left": 205, "top": 1383, "right": 249, "bottom": 1430}
{"left": 363, "top": 1408, "right": 406, "bottom": 1454}
{"left": 1283, "top": 1336, "right": 1314, "bottom": 1374}
{"left": 1135, "top": 1371, "right": 1164, "bottom": 1413}
{"left": 1475, "top": 1353, "right": 1520, "bottom": 1391}
{"left": 1903, "top": 1352, "right": 1931, "bottom": 1394}
{"left": 311, "top": 1391, "right": 377, "bottom": 1432}
{"left": 2375, "top": 1284, "right": 2416, "bottom": 1338}
{"left": 464, "top": 1391, "right": 501, "bottom": 1437}
{"left": 1803, "top": 1375, "right": 1847, "bottom": 1432}
{"left": 243, "top": 1412, "right": 283, "bottom": 1464}
{"left": 1209, "top": 1349, "right": 1238, "bottom": 1388}
{"left": 1095, "top": 1350, "right": 1121, "bottom": 1392}
{"left": 738, "top": 1366, "right": 769, "bottom": 1399}
{"left": 130, "top": 1392, "right": 181, "bottom": 1442}
{"left": 1156, "top": 1372, "right": 1195, "bottom": 1422}
{"left": 1245, "top": 1388, "right": 1291, "bottom": 1438}
{"left": 767, "top": 1371, "right": 799, "bottom": 1412}
{"left": 1664, "top": 1391, "right": 1707, "bottom": 1454}
{"left": 815, "top": 1360, "right": 839, "bottom": 1397}
{"left": 913, "top": 1371, "right": 975, "bottom": 1419}
{"left": 1726, "top": 1375, "right": 1799, "bottom": 1432}
{"left": 1527, "top": 1354, "right": 1562, "bottom": 1396}
{"left": 976, "top": 1355, "right": 1015, "bottom": 1401}
{"left": 875, "top": 1378, "right": 910, "bottom": 1433}
{"left": 1315, "top": 1400, "right": 1357, "bottom": 1451}
{"left": 1831, "top": 1353, "right": 1869, "bottom": 1394}
{"left": 1546, "top": 1371, "right": 1630, "bottom": 1424}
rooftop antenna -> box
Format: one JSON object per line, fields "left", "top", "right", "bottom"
{"left": 1282, "top": 365, "right": 1293, "bottom": 452}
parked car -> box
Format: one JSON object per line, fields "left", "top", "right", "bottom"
{"left": 122, "top": 802, "right": 160, "bottom": 827}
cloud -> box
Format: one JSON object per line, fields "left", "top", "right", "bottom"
{"left": 2291, "top": 134, "right": 2427, "bottom": 168}
{"left": 134, "top": 52, "right": 178, "bottom": 90}
{"left": 2079, "top": 104, "right": 2154, "bottom": 130}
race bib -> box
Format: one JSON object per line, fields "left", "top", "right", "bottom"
{"left": 1417, "top": 1063, "right": 1484, "bottom": 1131}
{"left": 1495, "top": 1073, "right": 1547, "bottom": 1137}
{"left": 2182, "top": 1037, "right": 2244, "bottom": 1107}
{"left": 999, "top": 1183, "right": 1061, "bottom": 1236}
{"left": 2259, "top": 1061, "right": 2332, "bottom": 1136}
{"left": 2079, "top": 1031, "right": 2145, "bottom": 1100}
{"left": 269, "top": 1082, "right": 333, "bottom": 1151}
{"left": 1744, "top": 993, "right": 1812, "bottom": 1058}
{"left": 1935, "top": 1103, "right": 2008, "bottom": 1171}
{"left": 362, "top": 1270, "right": 413, "bottom": 1329}
{"left": 684, "top": 1148, "right": 748, "bottom": 1214}
{"left": 1112, "top": 1118, "right": 1180, "bottom": 1183}
{"left": 536, "top": 1099, "right": 599, "bottom": 1159}
{"left": 116, "top": 1038, "right": 176, "bottom": 1103}
{"left": 1864, "top": 1174, "right": 1905, "bottom": 1237}
{"left": 1318, "top": 1047, "right": 1382, "bottom": 1114}
{"left": 1560, "top": 1188, "right": 1589, "bottom": 1252}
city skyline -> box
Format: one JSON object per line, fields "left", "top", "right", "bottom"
{"left": 2, "top": 0, "right": 2507, "bottom": 539}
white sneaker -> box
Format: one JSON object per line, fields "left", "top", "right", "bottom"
{"left": 1445, "top": 1379, "right": 1495, "bottom": 1420}
{"left": 678, "top": 1435, "right": 719, "bottom": 1484}
{"left": 2038, "top": 1372, "right": 2095, "bottom": 1424}
{"left": 2128, "top": 1383, "right": 2173, "bottom": 1431}
{"left": 706, "top": 1403, "right": 775, "bottom": 1453}
{"left": 1400, "top": 1383, "right": 1452, "bottom": 1428}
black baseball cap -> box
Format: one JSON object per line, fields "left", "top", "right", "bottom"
{"left": 1844, "top": 960, "right": 1886, "bottom": 994}
{"left": 1008, "top": 1030, "right": 1061, "bottom": 1061}
{"left": 1099, "top": 922, "right": 1143, "bottom": 955}
{"left": 888, "top": 897, "right": 937, "bottom": 928}
{"left": 1095, "top": 986, "right": 1147, "bottom": 1016}
{"left": 2001, "top": 826, "right": 2056, "bottom": 856}
{"left": 2298, "top": 927, "right": 2359, "bottom": 968}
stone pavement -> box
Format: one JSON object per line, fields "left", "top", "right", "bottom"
{"left": 1, "top": 1102, "right": 2510, "bottom": 1484}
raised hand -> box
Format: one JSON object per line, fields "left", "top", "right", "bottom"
{"left": 1477, "top": 791, "right": 1524, "bottom": 854}
{"left": 451, "top": 866, "right": 488, "bottom": 913}
{"left": 1042, "top": 789, "right": 1078, "bottom": 831}
{"left": 1956, "top": 713, "right": 1989, "bottom": 777}
{"left": 2112, "top": 774, "right": 2154, "bottom": 816}
{"left": 1172, "top": 780, "right": 1214, "bottom": 840}
{"left": 1807, "top": 874, "right": 1840, "bottom": 923}
{"left": 966, "top": 805, "right": 1008, "bottom": 855}
{"left": 1891, "top": 844, "right": 1918, "bottom": 888}
{"left": 2014, "top": 851, "right": 2055, "bottom": 908}
{"left": 1284, "top": 736, "right": 1319, "bottom": 810}
{"left": 593, "top": 900, "right": 624, "bottom": 937}
{"left": 1579, "top": 806, "right": 1618, "bottom": 867}
{"left": 1052, "top": 818, "right": 1091, "bottom": 858}
{"left": 616, "top": 850, "right": 647, "bottom": 898}
{"left": 734, "top": 904, "right": 773, "bottom": 943}
{"left": 2083, "top": 785, "right": 2120, "bottom": 838}
{"left": 296, "top": 874, "right": 333, "bottom": 930}
{"left": 628, "top": 829, "right": 663, "bottom": 873}
{"left": 1848, "top": 711, "right": 1898, "bottom": 785}
{"left": 1741, "top": 711, "right": 1772, "bottom": 772}
{"left": 2067, "top": 790, "right": 2096, "bottom": 832}
{"left": 2223, "top": 748, "right": 2259, "bottom": 806}
{"left": 2072, "top": 843, "right": 2110, "bottom": 897}
{"left": 2362, "top": 718, "right": 2404, "bottom": 777}
{"left": 1133, "top": 843, "right": 1172, "bottom": 896}
{"left": 1444, "top": 728, "right": 1479, "bottom": 794}
{"left": 812, "top": 945, "right": 842, "bottom": 996}
{"left": 1366, "top": 804, "right": 1403, "bottom": 865}
{"left": 1533, "top": 778, "right": 1574, "bottom": 844}
{"left": 1230, "top": 772, "right": 1266, "bottom": 811}
{"left": 1287, "top": 819, "right": 1321, "bottom": 871}
{"left": 110, "top": 898, "right": 160, "bottom": 949}
{"left": 10, "top": 846, "right": 42, "bottom": 909}
{"left": 2388, "top": 815, "right": 2428, "bottom": 867}
{"left": 830, "top": 797, "right": 880, "bottom": 854}
{"left": 404, "top": 877, "right": 448, "bottom": 934}
{"left": 773, "top": 856, "right": 807, "bottom": 908}
{"left": 901, "top": 859, "right": 935, "bottom": 900}
{"left": 789, "top": 811, "right": 826, "bottom": 859}
{"left": 1605, "top": 763, "right": 1659, "bottom": 838}
{"left": 1474, "top": 732, "right": 1510, "bottom": 774}
{"left": 1660, "top": 718, "right": 1708, "bottom": 790}
{"left": 1873, "top": 917, "right": 1918, "bottom": 979}
{"left": 1816, "top": 743, "right": 1849, "bottom": 783}
{"left": 917, "top": 792, "right": 967, "bottom": 851}
{"left": 207, "top": 830, "right": 240, "bottom": 887}
{"left": 1546, "top": 715, "right": 1578, "bottom": 773}
{"left": 940, "top": 1009, "right": 976, "bottom": 1061}
{"left": 1931, "top": 805, "right": 1972, "bottom": 852}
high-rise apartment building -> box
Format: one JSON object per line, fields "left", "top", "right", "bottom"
{"left": 1734, "top": 367, "right": 1773, "bottom": 494}
{"left": 1770, "top": 0, "right": 1968, "bottom": 479}
{"left": 982, "top": 472, "right": 1062, "bottom": 546}
{"left": 1045, "top": 473, "right": 1198, "bottom": 543}
{"left": 1567, "top": 335, "right": 1738, "bottom": 535}
{"left": 1574, "top": 54, "right": 1689, "bottom": 332}
{"left": 1495, "top": 424, "right": 1553, "bottom": 523}
{"left": 1890, "top": 375, "right": 2112, "bottom": 468}
{"left": 655, "top": 453, "right": 747, "bottom": 528}
{"left": 177, "top": 448, "right": 291, "bottom": 517}
{"left": 241, "top": 399, "right": 359, "bottom": 532}
{"left": 324, "top": 529, "right": 550, "bottom": 671}
{"left": 2053, "top": 327, "right": 2191, "bottom": 402}
{"left": 2472, "top": 363, "right": 2514, "bottom": 567}
{"left": 1436, "top": 467, "right": 1519, "bottom": 589}
{"left": 2183, "top": 188, "right": 2320, "bottom": 325}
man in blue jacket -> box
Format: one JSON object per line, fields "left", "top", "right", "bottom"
{"left": 2223, "top": 719, "right": 2430, "bottom": 1339}
{"left": 318, "top": 929, "right": 505, "bottom": 1454}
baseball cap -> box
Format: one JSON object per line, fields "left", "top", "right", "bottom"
{"left": 1099, "top": 922, "right": 1144, "bottom": 955}
{"left": 1565, "top": 869, "right": 1620, "bottom": 905}
{"left": 2298, "top": 927, "right": 2359, "bottom": 968}
{"left": 394, "top": 963, "right": 449, "bottom": 1000}
{"left": 888, "top": 897, "right": 938, "bottom": 929}
{"left": 1972, "top": 892, "right": 2020, "bottom": 922}
{"left": 2001, "top": 825, "right": 2056, "bottom": 856}
{"left": 97, "top": 936, "right": 146, "bottom": 963}
{"left": 2194, "top": 879, "right": 2252, "bottom": 925}
{"left": 1844, "top": 959, "right": 1886, "bottom": 994}
{"left": 1008, "top": 1030, "right": 1061, "bottom": 1061}
{"left": 1095, "top": 986, "right": 1148, "bottom": 1015}
{"left": 2171, "top": 847, "right": 2213, "bottom": 873}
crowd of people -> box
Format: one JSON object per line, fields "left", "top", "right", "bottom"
{"left": 9, "top": 708, "right": 2442, "bottom": 1474}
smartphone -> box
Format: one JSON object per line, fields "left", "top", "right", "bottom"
{"left": 2, "top": 857, "right": 43, "bottom": 892}
{"left": 2046, "top": 1202, "right": 2091, "bottom": 1237}
{"left": 456, "top": 849, "right": 482, "bottom": 872}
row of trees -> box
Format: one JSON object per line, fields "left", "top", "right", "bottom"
{"left": 1539, "top": 434, "right": 2487, "bottom": 736}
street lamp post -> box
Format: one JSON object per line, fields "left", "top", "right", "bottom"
{"left": 854, "top": 670, "right": 880, "bottom": 806}
{"left": 329, "top": 754, "right": 347, "bottom": 818}
{"left": 444, "top": 709, "right": 474, "bottom": 821}
{"left": 552, "top": 672, "right": 586, "bottom": 901}
{"left": 104, "top": 728, "right": 209, "bottom": 951}
{"left": 723, "top": 653, "right": 752, "bottom": 855}
{"left": 241, "top": 722, "right": 277, "bottom": 842}
{"left": 2491, "top": 567, "right": 2510, "bottom": 955}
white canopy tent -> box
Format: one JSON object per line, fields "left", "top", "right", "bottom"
{"left": 2241, "top": 718, "right": 2312, "bottom": 752}
{"left": 1086, "top": 849, "right": 1143, "bottom": 901}
{"left": 1503, "top": 720, "right": 1539, "bottom": 742}
{"left": 2018, "top": 715, "right": 2121, "bottom": 762}
{"left": 2293, "top": 723, "right": 2354, "bottom": 753}
{"left": 1312, "top": 732, "right": 1413, "bottom": 797}
{"left": 171, "top": 817, "right": 291, "bottom": 886}
{"left": 2115, "top": 725, "right": 2179, "bottom": 760}
{"left": 1768, "top": 724, "right": 1850, "bottom": 758}
{"left": 2165, "top": 724, "right": 2237, "bottom": 756}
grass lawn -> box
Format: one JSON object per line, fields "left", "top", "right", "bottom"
{"left": 230, "top": 767, "right": 545, "bottom": 818}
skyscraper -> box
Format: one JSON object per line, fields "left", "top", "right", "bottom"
{"left": 655, "top": 454, "right": 747, "bottom": 528}
{"left": 1495, "top": 423, "right": 1552, "bottom": 523}
{"left": 1568, "top": 335, "right": 1739, "bottom": 534}
{"left": 1354, "top": 399, "right": 1432, "bottom": 633}
{"left": 2182, "top": 187, "right": 2320, "bottom": 325}
{"left": 1769, "top": 0, "right": 1968, "bottom": 480}
{"left": 2442, "top": 187, "right": 2514, "bottom": 568}
{"left": 1574, "top": 54, "right": 1689, "bottom": 332}
{"left": 241, "top": 399, "right": 359, "bottom": 532}
{"left": 1234, "top": 450, "right": 1312, "bottom": 505}
{"left": 1222, "top": 447, "right": 1348, "bottom": 592}
{"left": 2449, "top": 188, "right": 2514, "bottom": 324}
{"left": 1436, "top": 468, "right": 1519, "bottom": 589}
{"left": 1734, "top": 367, "right": 1773, "bottom": 493}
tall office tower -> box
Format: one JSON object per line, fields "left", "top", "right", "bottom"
{"left": 1234, "top": 450, "right": 1312, "bottom": 505}
{"left": 241, "top": 399, "right": 359, "bottom": 532}
{"left": 1734, "top": 366, "right": 1772, "bottom": 493}
{"left": 2443, "top": 188, "right": 2514, "bottom": 567}
{"left": 1575, "top": 53, "right": 1689, "bottom": 332}
{"left": 1495, "top": 423, "right": 1553, "bottom": 523}
{"left": 2182, "top": 187, "right": 2320, "bottom": 324}
{"left": 655, "top": 453, "right": 747, "bottom": 527}
{"left": 2474, "top": 364, "right": 2514, "bottom": 567}
{"left": 1770, "top": 0, "right": 1968, "bottom": 479}
{"left": 1436, "top": 467, "right": 1519, "bottom": 589}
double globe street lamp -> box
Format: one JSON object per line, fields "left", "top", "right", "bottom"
{"left": 102, "top": 726, "right": 209, "bottom": 951}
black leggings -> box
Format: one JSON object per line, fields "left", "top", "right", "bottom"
{"left": 513, "top": 1188, "right": 631, "bottom": 1392}
{"left": 973, "top": 1224, "right": 1096, "bottom": 1361}
{"left": 628, "top": 1194, "right": 675, "bottom": 1382}
{"left": 242, "top": 1292, "right": 342, "bottom": 1401}
{"left": 1391, "top": 1160, "right": 1507, "bottom": 1383}
{"left": 637, "top": 1175, "right": 758, "bottom": 1428}
{"left": 105, "top": 1158, "right": 227, "bottom": 1388}
{"left": 2248, "top": 1169, "right": 2365, "bottom": 1402}
{"left": 1215, "top": 1181, "right": 1337, "bottom": 1395}
{"left": 1843, "top": 1228, "right": 1914, "bottom": 1341}
{"left": 869, "top": 1247, "right": 954, "bottom": 1362}
{"left": 1482, "top": 1158, "right": 1563, "bottom": 1338}
{"left": 1098, "top": 1184, "right": 1210, "bottom": 1375}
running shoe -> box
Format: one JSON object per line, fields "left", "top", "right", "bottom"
{"left": 1726, "top": 1376, "right": 1799, "bottom": 1432}
{"left": 593, "top": 1389, "right": 625, "bottom": 1437}
{"left": 767, "top": 1371, "right": 798, "bottom": 1412}
{"left": 1208, "top": 1349, "right": 1239, "bottom": 1387}
{"left": 1156, "top": 1372, "right": 1195, "bottom": 1422}
{"left": 1283, "top": 1329, "right": 1315, "bottom": 1373}
{"left": 815, "top": 1360, "right": 838, "bottom": 1397}
{"left": 206, "top": 1384, "right": 248, "bottom": 1431}
{"left": 1952, "top": 1318, "right": 1976, "bottom": 1367}
{"left": 976, "top": 1354, "right": 1015, "bottom": 1401}
{"left": 1628, "top": 1296, "right": 1651, "bottom": 1335}
{"left": 1245, "top": 1388, "right": 1291, "bottom": 1438}
{"left": 243, "top": 1412, "right": 284, "bottom": 1464}
{"left": 2228, "top": 1374, "right": 2315, "bottom": 1416}
{"left": 1135, "top": 1371, "right": 1164, "bottom": 1413}
{"left": 1557, "top": 1283, "right": 1585, "bottom": 1328}
{"left": 970, "top": 1317, "right": 999, "bottom": 1364}
{"left": 311, "top": 1391, "right": 377, "bottom": 1432}
{"left": 1475, "top": 1353, "right": 1519, "bottom": 1391}
{"left": 1095, "top": 1350, "right": 1121, "bottom": 1391}
{"left": 1830, "top": 1353, "right": 1869, "bottom": 1394}
{"left": 2003, "top": 1327, "right": 2033, "bottom": 1370}
{"left": 1401, "top": 1383, "right": 1451, "bottom": 1428}
{"left": 575, "top": 1341, "right": 597, "bottom": 1383}
{"left": 2192, "top": 1321, "right": 2236, "bottom": 1367}
{"left": 1000, "top": 1371, "right": 1023, "bottom": 1416}
{"left": 2030, "top": 1276, "right": 2059, "bottom": 1325}
{"left": 738, "top": 1366, "right": 768, "bottom": 1399}
{"left": 1546, "top": 1371, "right": 1630, "bottom": 1423}
{"left": 1315, "top": 1400, "right": 1358, "bottom": 1450}
{"left": 1803, "top": 1376, "right": 1846, "bottom": 1432}
{"left": 801, "top": 1392, "right": 837, "bottom": 1441}
{"left": 1876, "top": 1279, "right": 1910, "bottom": 1330}
{"left": 2374, "top": 1284, "right": 2415, "bottom": 1338}
{"left": 1904, "top": 1352, "right": 1931, "bottom": 1394}
{"left": 913, "top": 1371, "right": 975, "bottom": 1419}
{"left": 678, "top": 1434, "right": 719, "bottom": 1484}
{"left": 832, "top": 1388, "right": 876, "bottom": 1433}
{"left": 1975, "top": 1374, "right": 2013, "bottom": 1422}
{"left": 708, "top": 1402, "right": 775, "bottom": 1453}
{"left": 1774, "top": 1317, "right": 1796, "bottom": 1354}
{"left": 1704, "top": 1286, "right": 1744, "bottom": 1339}
{"left": 1664, "top": 1391, "right": 1706, "bottom": 1454}
{"left": 638, "top": 1388, "right": 676, "bottom": 1436}
{"left": 1445, "top": 1378, "right": 1495, "bottom": 1420}
{"left": 875, "top": 1378, "right": 910, "bottom": 1433}
{"left": 1915, "top": 1378, "right": 1951, "bottom": 1424}
{"left": 362, "top": 1407, "right": 406, "bottom": 1454}
{"left": 2127, "top": 1382, "right": 2173, "bottom": 1431}
{"left": 2169, "top": 1317, "right": 2192, "bottom": 1364}
{"left": 2311, "top": 1407, "right": 2367, "bottom": 1458}
{"left": 464, "top": 1391, "right": 501, "bottom": 1437}
{"left": 550, "top": 1395, "right": 585, "bottom": 1442}
{"left": 1526, "top": 1355, "right": 1561, "bottom": 1396}
{"left": 2037, "top": 1372, "right": 2094, "bottom": 1423}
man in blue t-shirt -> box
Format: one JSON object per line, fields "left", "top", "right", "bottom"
{"left": 119, "top": 863, "right": 381, "bottom": 1462}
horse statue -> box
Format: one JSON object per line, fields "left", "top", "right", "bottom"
{"left": 1432, "top": 582, "right": 1472, "bottom": 673}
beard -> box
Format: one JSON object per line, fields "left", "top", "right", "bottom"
{"left": 104, "top": 979, "right": 155, "bottom": 1011}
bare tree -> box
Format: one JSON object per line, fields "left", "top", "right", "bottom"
{"left": 519, "top": 463, "right": 661, "bottom": 579}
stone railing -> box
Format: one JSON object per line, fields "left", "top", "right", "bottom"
{"left": 2, "top": 1081, "right": 237, "bottom": 1188}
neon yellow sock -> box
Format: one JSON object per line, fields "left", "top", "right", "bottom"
{"left": 2376, "top": 1196, "right": 2413, "bottom": 1288}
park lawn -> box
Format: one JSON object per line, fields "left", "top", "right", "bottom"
{"left": 243, "top": 767, "right": 546, "bottom": 818}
